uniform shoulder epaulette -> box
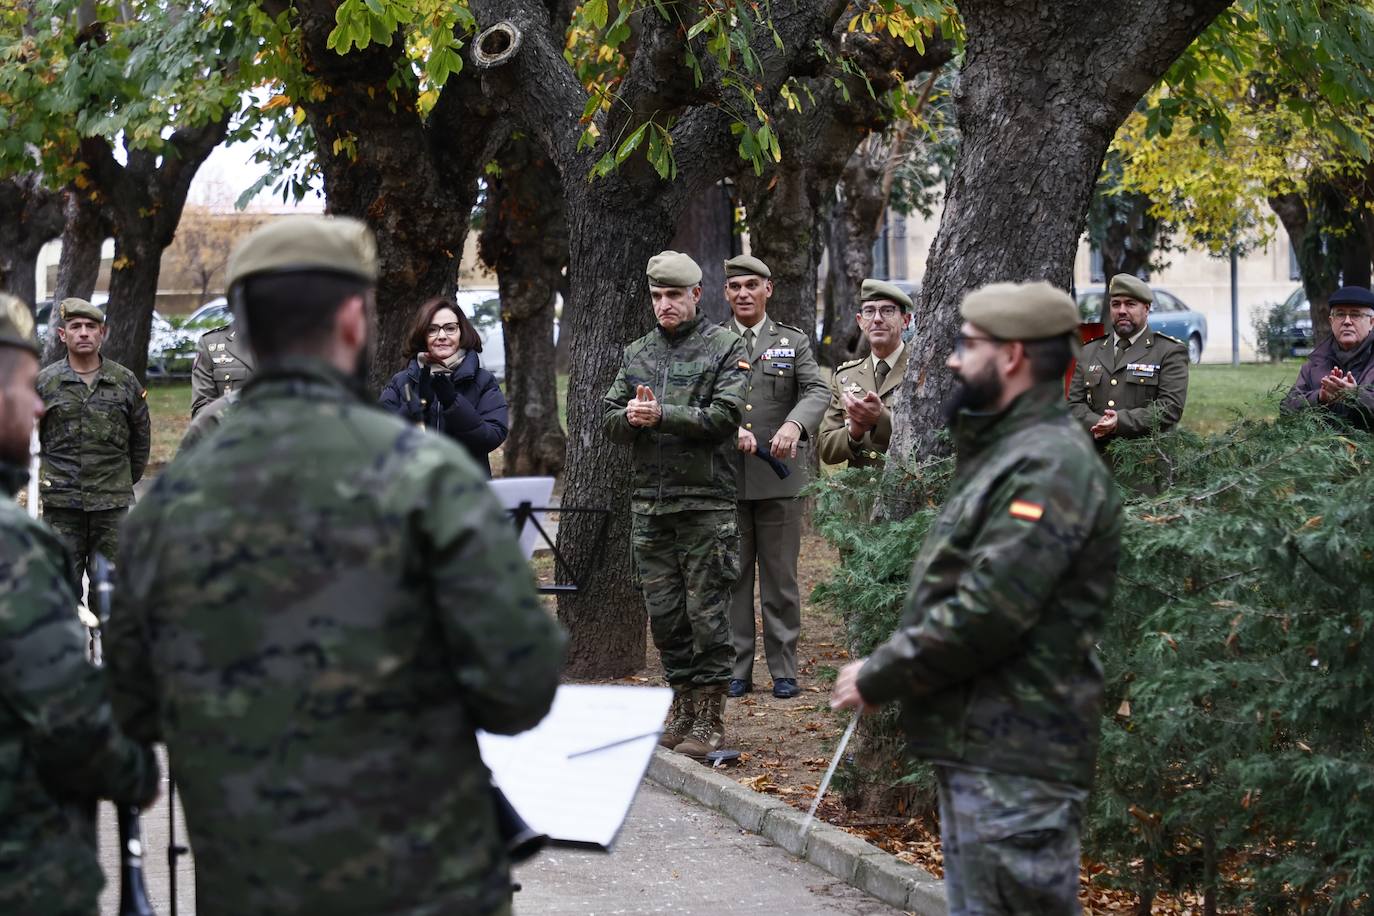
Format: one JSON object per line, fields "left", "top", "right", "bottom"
{"left": 1082, "top": 333, "right": 1107, "bottom": 345}
{"left": 836, "top": 357, "right": 865, "bottom": 371}
{"left": 1154, "top": 332, "right": 1184, "bottom": 345}
{"left": 772, "top": 321, "right": 809, "bottom": 336}
{"left": 203, "top": 323, "right": 231, "bottom": 335}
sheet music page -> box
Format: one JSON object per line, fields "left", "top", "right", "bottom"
{"left": 478, "top": 684, "right": 672, "bottom": 848}
{"left": 487, "top": 476, "right": 556, "bottom": 559}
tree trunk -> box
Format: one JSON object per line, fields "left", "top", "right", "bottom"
{"left": 42, "top": 187, "right": 110, "bottom": 365}
{"left": 103, "top": 232, "right": 160, "bottom": 377}
{"left": 478, "top": 136, "right": 568, "bottom": 478}
{"left": 0, "top": 174, "right": 64, "bottom": 306}
{"left": 1270, "top": 189, "right": 1337, "bottom": 344}
{"left": 670, "top": 182, "right": 738, "bottom": 327}
{"left": 823, "top": 144, "right": 887, "bottom": 366}
{"left": 884, "top": 0, "right": 1233, "bottom": 498}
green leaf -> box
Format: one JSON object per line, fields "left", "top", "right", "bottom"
{"left": 615, "top": 122, "right": 649, "bottom": 165}
{"left": 686, "top": 13, "right": 716, "bottom": 42}
{"left": 584, "top": 0, "right": 609, "bottom": 29}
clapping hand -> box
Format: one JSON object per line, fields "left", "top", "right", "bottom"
{"left": 1091, "top": 409, "right": 1119, "bottom": 440}
{"left": 843, "top": 390, "right": 883, "bottom": 439}
{"left": 627, "top": 384, "right": 662, "bottom": 427}
{"left": 1318, "top": 368, "right": 1358, "bottom": 404}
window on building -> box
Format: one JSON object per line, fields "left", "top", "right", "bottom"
{"left": 1089, "top": 247, "right": 1105, "bottom": 283}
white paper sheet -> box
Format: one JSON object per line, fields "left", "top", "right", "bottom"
{"left": 488, "top": 476, "right": 556, "bottom": 559}
{"left": 478, "top": 684, "right": 672, "bottom": 849}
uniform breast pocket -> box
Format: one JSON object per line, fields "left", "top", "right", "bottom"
{"left": 219, "top": 365, "right": 251, "bottom": 387}
{"left": 762, "top": 361, "right": 795, "bottom": 398}
{"left": 1085, "top": 368, "right": 1103, "bottom": 387}
{"left": 89, "top": 393, "right": 130, "bottom": 447}
{"left": 667, "top": 360, "right": 711, "bottom": 406}
{"left": 1127, "top": 374, "right": 1160, "bottom": 388}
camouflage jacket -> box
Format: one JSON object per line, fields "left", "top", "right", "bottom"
{"left": 0, "top": 465, "right": 159, "bottom": 914}
{"left": 856, "top": 382, "right": 1122, "bottom": 788}
{"left": 603, "top": 316, "right": 749, "bottom": 514}
{"left": 36, "top": 357, "right": 150, "bottom": 511}
{"left": 106, "top": 359, "right": 564, "bottom": 916}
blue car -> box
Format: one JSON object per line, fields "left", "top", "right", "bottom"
{"left": 1076, "top": 285, "right": 1208, "bottom": 364}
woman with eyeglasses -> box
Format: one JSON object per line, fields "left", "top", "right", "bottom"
{"left": 379, "top": 298, "right": 509, "bottom": 476}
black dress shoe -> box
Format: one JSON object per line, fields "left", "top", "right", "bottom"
{"left": 728, "top": 678, "right": 752, "bottom": 698}
{"left": 772, "top": 678, "right": 800, "bottom": 699}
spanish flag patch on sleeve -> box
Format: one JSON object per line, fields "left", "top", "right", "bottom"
{"left": 737, "top": 360, "right": 752, "bottom": 370}
{"left": 1008, "top": 499, "right": 1044, "bottom": 522}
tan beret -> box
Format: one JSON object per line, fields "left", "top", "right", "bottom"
{"left": 960, "top": 281, "right": 1080, "bottom": 347}
{"left": 1108, "top": 273, "right": 1153, "bottom": 305}
{"left": 0, "top": 293, "right": 39, "bottom": 355}
{"left": 724, "top": 254, "right": 771, "bottom": 279}
{"left": 646, "top": 250, "right": 702, "bottom": 288}
{"left": 860, "top": 278, "right": 913, "bottom": 311}
{"left": 59, "top": 298, "right": 105, "bottom": 325}
{"left": 227, "top": 216, "right": 379, "bottom": 287}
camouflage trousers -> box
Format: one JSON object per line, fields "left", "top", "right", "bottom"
{"left": 631, "top": 509, "right": 739, "bottom": 687}
{"left": 42, "top": 507, "right": 125, "bottom": 594}
{"left": 935, "top": 764, "right": 1087, "bottom": 915}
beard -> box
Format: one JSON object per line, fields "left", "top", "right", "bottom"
{"left": 942, "top": 362, "right": 1003, "bottom": 427}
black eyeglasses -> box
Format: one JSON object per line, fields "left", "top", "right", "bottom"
{"left": 859, "top": 305, "right": 901, "bottom": 320}
{"left": 426, "top": 323, "right": 461, "bottom": 338}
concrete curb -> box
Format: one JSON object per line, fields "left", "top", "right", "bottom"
{"left": 647, "top": 748, "right": 947, "bottom": 915}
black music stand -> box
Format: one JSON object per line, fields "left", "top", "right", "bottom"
{"left": 507, "top": 501, "right": 611, "bottom": 595}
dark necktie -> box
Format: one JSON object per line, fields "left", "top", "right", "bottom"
{"left": 875, "top": 359, "right": 890, "bottom": 390}
{"left": 1117, "top": 335, "right": 1131, "bottom": 353}
{"left": 744, "top": 328, "right": 756, "bottom": 359}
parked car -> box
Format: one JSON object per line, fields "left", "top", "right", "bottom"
{"left": 185, "top": 296, "right": 233, "bottom": 329}
{"left": 33, "top": 295, "right": 198, "bottom": 377}
{"left": 1274, "top": 286, "right": 1314, "bottom": 357}
{"left": 1076, "top": 284, "right": 1208, "bottom": 364}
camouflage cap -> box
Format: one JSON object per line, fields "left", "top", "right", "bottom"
{"left": 1108, "top": 273, "right": 1153, "bottom": 305}
{"left": 0, "top": 293, "right": 39, "bottom": 355}
{"left": 226, "top": 216, "right": 379, "bottom": 288}
{"left": 723, "top": 254, "right": 771, "bottom": 279}
{"left": 59, "top": 298, "right": 105, "bottom": 324}
{"left": 646, "top": 250, "right": 702, "bottom": 288}
{"left": 860, "top": 278, "right": 913, "bottom": 311}
{"left": 960, "top": 280, "right": 1080, "bottom": 351}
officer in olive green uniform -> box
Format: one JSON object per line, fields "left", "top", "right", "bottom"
{"left": 817, "top": 279, "right": 913, "bottom": 468}
{"left": 832, "top": 281, "right": 1122, "bottom": 916}
{"left": 191, "top": 322, "right": 254, "bottom": 417}
{"left": 603, "top": 251, "right": 750, "bottom": 760}
{"left": 105, "top": 218, "right": 565, "bottom": 916}
{"left": 36, "top": 299, "right": 150, "bottom": 589}
{"left": 721, "top": 255, "right": 829, "bottom": 699}
{"left": 1068, "top": 273, "right": 1189, "bottom": 448}
{"left": 0, "top": 293, "right": 159, "bottom": 916}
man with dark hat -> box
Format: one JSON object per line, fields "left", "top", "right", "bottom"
{"left": 105, "top": 216, "right": 565, "bottom": 916}
{"left": 35, "top": 297, "right": 150, "bottom": 589}
{"left": 0, "top": 293, "right": 159, "bottom": 914}
{"left": 818, "top": 278, "right": 913, "bottom": 468}
{"left": 604, "top": 250, "right": 750, "bottom": 759}
{"left": 722, "top": 254, "right": 830, "bottom": 700}
{"left": 831, "top": 280, "right": 1122, "bottom": 916}
{"left": 1281, "top": 285, "right": 1374, "bottom": 429}
{"left": 1067, "top": 273, "right": 1189, "bottom": 448}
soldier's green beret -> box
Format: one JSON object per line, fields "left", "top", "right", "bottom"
{"left": 724, "top": 254, "right": 771, "bottom": 279}
{"left": 59, "top": 298, "right": 105, "bottom": 325}
{"left": 646, "top": 250, "right": 702, "bottom": 288}
{"left": 0, "top": 293, "right": 39, "bottom": 356}
{"left": 960, "top": 281, "right": 1080, "bottom": 348}
{"left": 860, "top": 278, "right": 913, "bottom": 311}
{"left": 226, "top": 216, "right": 379, "bottom": 288}
{"left": 1108, "top": 273, "right": 1153, "bottom": 305}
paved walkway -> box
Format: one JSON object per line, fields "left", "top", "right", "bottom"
{"left": 100, "top": 769, "right": 900, "bottom": 915}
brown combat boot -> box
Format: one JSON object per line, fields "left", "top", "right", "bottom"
{"left": 674, "top": 685, "right": 726, "bottom": 759}
{"left": 658, "top": 687, "right": 696, "bottom": 749}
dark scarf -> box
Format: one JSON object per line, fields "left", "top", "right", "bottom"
{"left": 1331, "top": 330, "right": 1374, "bottom": 374}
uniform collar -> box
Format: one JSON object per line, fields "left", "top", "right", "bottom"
{"left": 952, "top": 381, "right": 1068, "bottom": 461}
{"left": 871, "top": 341, "right": 905, "bottom": 374}
{"left": 658, "top": 315, "right": 704, "bottom": 343}
{"left": 242, "top": 357, "right": 367, "bottom": 405}
{"left": 58, "top": 355, "right": 109, "bottom": 383}
{"left": 733, "top": 314, "right": 769, "bottom": 336}
{"left": 1113, "top": 327, "right": 1147, "bottom": 349}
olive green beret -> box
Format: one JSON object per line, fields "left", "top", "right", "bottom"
{"left": 226, "top": 216, "right": 379, "bottom": 287}
{"left": 960, "top": 281, "right": 1080, "bottom": 348}
{"left": 0, "top": 293, "right": 39, "bottom": 356}
{"left": 59, "top": 298, "right": 105, "bottom": 324}
{"left": 1108, "top": 273, "right": 1153, "bottom": 305}
{"left": 860, "top": 278, "right": 913, "bottom": 311}
{"left": 723, "top": 254, "right": 771, "bottom": 279}
{"left": 646, "top": 250, "right": 702, "bottom": 288}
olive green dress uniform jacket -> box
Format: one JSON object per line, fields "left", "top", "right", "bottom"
{"left": 856, "top": 382, "right": 1122, "bottom": 789}
{"left": 191, "top": 325, "right": 255, "bottom": 416}
{"left": 1067, "top": 331, "right": 1189, "bottom": 441}
{"left": 730, "top": 319, "right": 830, "bottom": 498}
{"left": 817, "top": 346, "right": 910, "bottom": 468}
{"left": 603, "top": 316, "right": 750, "bottom": 514}
{"left": 0, "top": 467, "right": 158, "bottom": 915}
{"left": 106, "top": 359, "right": 565, "bottom": 916}
{"left": 36, "top": 358, "right": 149, "bottom": 511}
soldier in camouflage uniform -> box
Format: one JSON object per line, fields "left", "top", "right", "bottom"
{"left": 36, "top": 299, "right": 150, "bottom": 590}
{"left": 105, "top": 217, "right": 565, "bottom": 916}
{"left": 603, "top": 250, "right": 750, "bottom": 760}
{"left": 190, "top": 321, "right": 254, "bottom": 416}
{"left": 0, "top": 294, "right": 159, "bottom": 915}
{"left": 832, "top": 281, "right": 1123, "bottom": 915}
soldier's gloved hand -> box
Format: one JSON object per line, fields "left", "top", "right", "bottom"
{"left": 430, "top": 373, "right": 458, "bottom": 409}
{"left": 417, "top": 366, "right": 435, "bottom": 409}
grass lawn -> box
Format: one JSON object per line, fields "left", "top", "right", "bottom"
{"left": 146, "top": 381, "right": 192, "bottom": 468}
{"left": 1182, "top": 361, "right": 1302, "bottom": 435}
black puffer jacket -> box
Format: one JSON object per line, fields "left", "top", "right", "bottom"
{"left": 379, "top": 352, "right": 508, "bottom": 476}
